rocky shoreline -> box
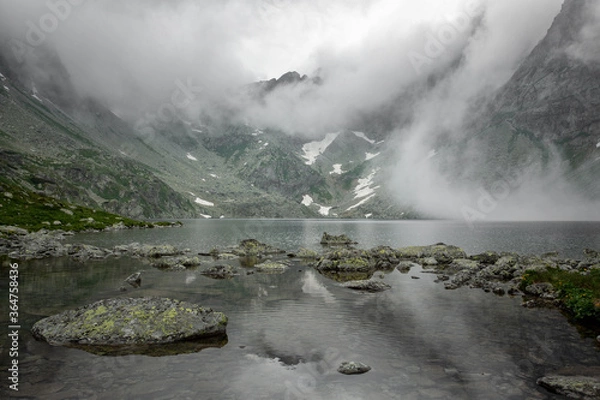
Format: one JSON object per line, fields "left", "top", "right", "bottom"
{"left": 3, "top": 227, "right": 600, "bottom": 398}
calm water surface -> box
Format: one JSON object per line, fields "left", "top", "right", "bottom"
{"left": 1, "top": 220, "right": 599, "bottom": 399}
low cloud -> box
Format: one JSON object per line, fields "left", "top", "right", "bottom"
{"left": 1, "top": 0, "right": 597, "bottom": 220}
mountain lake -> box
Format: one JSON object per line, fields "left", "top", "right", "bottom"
{"left": 1, "top": 219, "right": 600, "bottom": 399}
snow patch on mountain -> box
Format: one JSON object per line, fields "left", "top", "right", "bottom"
{"left": 301, "top": 195, "right": 314, "bottom": 206}
{"left": 353, "top": 131, "right": 375, "bottom": 144}
{"left": 347, "top": 194, "right": 376, "bottom": 211}
{"left": 354, "top": 169, "right": 380, "bottom": 199}
{"left": 365, "top": 152, "right": 380, "bottom": 161}
{"left": 195, "top": 197, "right": 215, "bottom": 207}
{"left": 31, "top": 81, "right": 42, "bottom": 102}
{"left": 187, "top": 153, "right": 198, "bottom": 161}
{"left": 319, "top": 206, "right": 332, "bottom": 216}
{"left": 330, "top": 164, "right": 345, "bottom": 175}
{"left": 0, "top": 71, "right": 5, "bottom": 80}
{"left": 301, "top": 132, "right": 340, "bottom": 165}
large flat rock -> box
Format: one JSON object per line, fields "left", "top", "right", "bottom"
{"left": 31, "top": 297, "right": 228, "bottom": 349}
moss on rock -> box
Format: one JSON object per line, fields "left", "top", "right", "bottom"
{"left": 31, "top": 297, "right": 228, "bottom": 352}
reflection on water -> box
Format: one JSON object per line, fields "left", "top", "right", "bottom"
{"left": 1, "top": 220, "right": 600, "bottom": 399}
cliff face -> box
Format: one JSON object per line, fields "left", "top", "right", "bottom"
{"left": 495, "top": 0, "right": 600, "bottom": 155}
{"left": 452, "top": 0, "right": 600, "bottom": 197}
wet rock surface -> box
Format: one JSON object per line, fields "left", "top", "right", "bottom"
{"left": 31, "top": 297, "right": 228, "bottom": 352}
{"left": 320, "top": 232, "right": 358, "bottom": 245}
{"left": 254, "top": 261, "right": 289, "bottom": 274}
{"left": 338, "top": 361, "right": 372, "bottom": 375}
{"left": 342, "top": 280, "right": 391, "bottom": 292}
{"left": 537, "top": 375, "right": 600, "bottom": 399}
{"left": 201, "top": 265, "right": 238, "bottom": 279}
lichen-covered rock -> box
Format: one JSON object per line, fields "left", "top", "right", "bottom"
{"left": 338, "top": 361, "right": 372, "bottom": 375}
{"left": 254, "top": 261, "right": 288, "bottom": 274}
{"left": 524, "top": 282, "right": 555, "bottom": 296}
{"left": 297, "top": 248, "right": 319, "bottom": 259}
{"left": 469, "top": 251, "right": 500, "bottom": 264}
{"left": 316, "top": 252, "right": 372, "bottom": 272}
{"left": 397, "top": 261, "right": 420, "bottom": 273}
{"left": 421, "top": 257, "right": 439, "bottom": 266}
{"left": 0, "top": 225, "right": 28, "bottom": 235}
{"left": 343, "top": 280, "right": 391, "bottom": 293}
{"left": 233, "top": 239, "right": 285, "bottom": 257}
{"left": 396, "top": 246, "right": 426, "bottom": 258}
{"left": 537, "top": 375, "right": 600, "bottom": 399}
{"left": 151, "top": 256, "right": 202, "bottom": 270}
{"left": 201, "top": 265, "right": 237, "bottom": 279}
{"left": 397, "top": 243, "right": 466, "bottom": 263}
{"left": 423, "top": 243, "right": 467, "bottom": 263}
{"left": 31, "top": 297, "right": 228, "bottom": 348}
{"left": 320, "top": 232, "right": 357, "bottom": 245}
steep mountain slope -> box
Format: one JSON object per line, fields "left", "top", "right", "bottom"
{"left": 451, "top": 0, "right": 600, "bottom": 197}
{"left": 0, "top": 60, "right": 414, "bottom": 219}
{"left": 0, "top": 74, "right": 198, "bottom": 219}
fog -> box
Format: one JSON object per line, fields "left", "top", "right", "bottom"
{"left": 0, "top": 0, "right": 559, "bottom": 128}
{"left": 0, "top": 0, "right": 598, "bottom": 220}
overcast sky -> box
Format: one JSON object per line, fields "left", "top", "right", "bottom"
{"left": 0, "top": 0, "right": 563, "bottom": 128}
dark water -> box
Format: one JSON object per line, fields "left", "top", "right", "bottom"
{"left": 1, "top": 220, "right": 600, "bottom": 399}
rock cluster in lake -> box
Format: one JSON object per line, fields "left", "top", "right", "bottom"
{"left": 31, "top": 297, "right": 228, "bottom": 355}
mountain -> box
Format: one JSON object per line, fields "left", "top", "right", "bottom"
{"left": 448, "top": 0, "right": 600, "bottom": 197}
{"left": 0, "top": 56, "right": 415, "bottom": 220}
{"left": 0, "top": 0, "right": 597, "bottom": 222}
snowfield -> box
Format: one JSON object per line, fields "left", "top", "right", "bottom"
{"left": 301, "top": 132, "right": 340, "bottom": 165}
{"left": 353, "top": 131, "right": 375, "bottom": 144}
{"left": 301, "top": 195, "right": 314, "bottom": 206}
{"left": 330, "top": 164, "right": 345, "bottom": 175}
{"left": 195, "top": 197, "right": 215, "bottom": 207}
{"left": 365, "top": 152, "right": 380, "bottom": 161}
{"left": 354, "top": 169, "right": 380, "bottom": 199}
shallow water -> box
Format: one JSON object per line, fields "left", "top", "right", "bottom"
{"left": 1, "top": 220, "right": 600, "bottom": 399}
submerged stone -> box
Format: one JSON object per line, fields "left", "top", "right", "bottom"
{"left": 343, "top": 280, "right": 391, "bottom": 292}
{"left": 338, "top": 361, "right": 372, "bottom": 375}
{"left": 124, "top": 272, "right": 141, "bottom": 288}
{"left": 31, "top": 297, "right": 228, "bottom": 352}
